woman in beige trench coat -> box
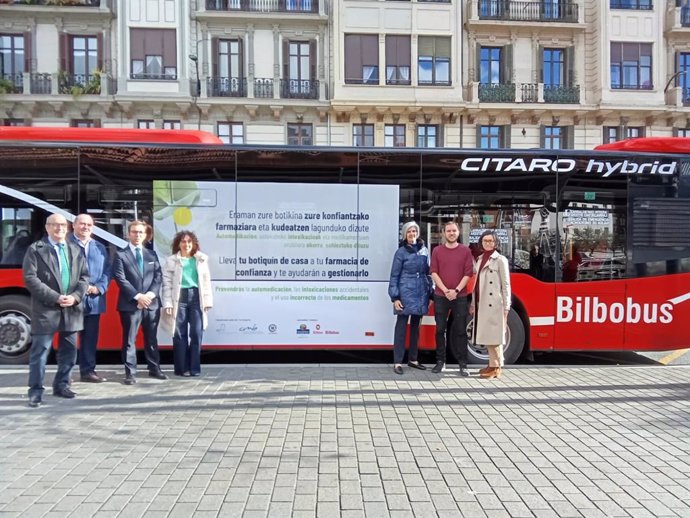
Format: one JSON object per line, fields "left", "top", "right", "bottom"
{"left": 469, "top": 230, "right": 511, "bottom": 379}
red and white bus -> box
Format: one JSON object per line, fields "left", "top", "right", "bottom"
{"left": 0, "top": 127, "right": 688, "bottom": 364}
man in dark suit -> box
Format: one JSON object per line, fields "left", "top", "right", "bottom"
{"left": 112, "top": 220, "right": 167, "bottom": 385}
{"left": 23, "top": 213, "right": 89, "bottom": 407}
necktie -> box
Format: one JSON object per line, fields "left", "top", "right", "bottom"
{"left": 58, "top": 243, "right": 70, "bottom": 293}
{"left": 135, "top": 247, "right": 144, "bottom": 275}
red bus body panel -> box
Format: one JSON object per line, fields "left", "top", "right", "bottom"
{"left": 0, "top": 127, "right": 223, "bottom": 145}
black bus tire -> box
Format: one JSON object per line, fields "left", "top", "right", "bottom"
{"left": 466, "top": 308, "right": 526, "bottom": 365}
{"left": 0, "top": 294, "right": 33, "bottom": 365}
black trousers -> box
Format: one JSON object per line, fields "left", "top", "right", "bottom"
{"left": 433, "top": 295, "right": 468, "bottom": 366}
{"left": 120, "top": 307, "right": 161, "bottom": 377}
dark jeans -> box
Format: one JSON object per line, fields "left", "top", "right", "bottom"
{"left": 173, "top": 287, "right": 203, "bottom": 375}
{"left": 79, "top": 314, "right": 100, "bottom": 376}
{"left": 433, "top": 294, "right": 468, "bottom": 366}
{"left": 28, "top": 331, "right": 77, "bottom": 398}
{"left": 393, "top": 314, "right": 422, "bottom": 364}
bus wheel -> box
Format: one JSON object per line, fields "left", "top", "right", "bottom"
{"left": 466, "top": 308, "right": 526, "bottom": 365}
{"left": 0, "top": 295, "right": 32, "bottom": 365}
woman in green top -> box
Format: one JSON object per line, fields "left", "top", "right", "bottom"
{"left": 161, "top": 231, "right": 213, "bottom": 376}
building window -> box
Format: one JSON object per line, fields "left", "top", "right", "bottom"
{"left": 478, "top": 125, "right": 509, "bottom": 149}
{"left": 344, "top": 34, "right": 378, "bottom": 85}
{"left": 384, "top": 124, "right": 406, "bottom": 147}
{"left": 130, "top": 29, "right": 177, "bottom": 80}
{"left": 218, "top": 122, "right": 244, "bottom": 144}
{"left": 541, "top": 126, "right": 574, "bottom": 150}
{"left": 163, "top": 120, "right": 180, "bottom": 130}
{"left": 70, "top": 119, "right": 99, "bottom": 128}
{"left": 603, "top": 126, "right": 645, "bottom": 143}
{"left": 385, "top": 35, "right": 410, "bottom": 85}
{"left": 283, "top": 40, "right": 316, "bottom": 97}
{"left": 353, "top": 124, "right": 374, "bottom": 146}
{"left": 3, "top": 119, "right": 26, "bottom": 126}
{"left": 287, "top": 123, "right": 312, "bottom": 146}
{"left": 212, "top": 38, "right": 244, "bottom": 96}
{"left": 543, "top": 48, "right": 564, "bottom": 87}
{"left": 417, "top": 125, "right": 440, "bottom": 147}
{"left": 418, "top": 36, "right": 450, "bottom": 86}
{"left": 610, "top": 1, "right": 652, "bottom": 10}
{"left": 677, "top": 52, "right": 690, "bottom": 105}
{"left": 70, "top": 36, "right": 98, "bottom": 78}
{"left": 0, "top": 34, "right": 25, "bottom": 92}
{"left": 137, "top": 120, "right": 155, "bottom": 129}
{"left": 674, "top": 128, "right": 690, "bottom": 137}
{"left": 480, "top": 46, "right": 503, "bottom": 84}
{"left": 610, "top": 42, "right": 652, "bottom": 90}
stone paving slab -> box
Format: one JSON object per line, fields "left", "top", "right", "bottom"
{"left": 0, "top": 364, "right": 688, "bottom": 518}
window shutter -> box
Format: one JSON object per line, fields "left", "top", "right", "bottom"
{"left": 503, "top": 125, "right": 511, "bottom": 148}
{"left": 502, "top": 44, "right": 513, "bottom": 83}
{"left": 163, "top": 30, "right": 176, "bottom": 70}
{"left": 238, "top": 38, "right": 244, "bottom": 79}
{"left": 385, "top": 35, "right": 395, "bottom": 68}
{"left": 565, "top": 46, "right": 574, "bottom": 86}
{"left": 96, "top": 33, "right": 103, "bottom": 71}
{"left": 211, "top": 37, "right": 219, "bottom": 78}
{"left": 310, "top": 40, "right": 317, "bottom": 81}
{"left": 476, "top": 125, "right": 483, "bottom": 147}
{"left": 23, "top": 32, "right": 32, "bottom": 73}
{"left": 538, "top": 46, "right": 544, "bottom": 83}
{"left": 345, "top": 35, "right": 360, "bottom": 82}
{"left": 566, "top": 126, "right": 575, "bottom": 149}
{"left": 436, "top": 37, "right": 451, "bottom": 59}
{"left": 93, "top": 119, "right": 101, "bottom": 128}
{"left": 282, "top": 39, "right": 289, "bottom": 79}
{"left": 59, "top": 33, "right": 69, "bottom": 72}
{"left": 540, "top": 126, "right": 546, "bottom": 148}
{"left": 418, "top": 36, "right": 433, "bottom": 57}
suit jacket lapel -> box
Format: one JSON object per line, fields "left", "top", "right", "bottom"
{"left": 38, "top": 240, "right": 61, "bottom": 285}
{"left": 125, "top": 247, "right": 143, "bottom": 278}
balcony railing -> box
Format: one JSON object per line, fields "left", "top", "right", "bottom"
{"left": 682, "top": 7, "right": 690, "bottom": 27}
{"left": 521, "top": 82, "right": 538, "bottom": 102}
{"left": 30, "top": 73, "right": 51, "bottom": 94}
{"left": 59, "top": 72, "right": 101, "bottom": 95}
{"left": 0, "top": 73, "right": 23, "bottom": 94}
{"left": 254, "top": 78, "right": 274, "bottom": 98}
{"left": 280, "top": 78, "right": 319, "bottom": 99}
{"left": 130, "top": 72, "right": 177, "bottom": 80}
{"left": 208, "top": 77, "right": 247, "bottom": 97}
{"left": 2, "top": 0, "right": 101, "bottom": 6}
{"left": 206, "top": 0, "right": 318, "bottom": 13}
{"left": 478, "top": 0, "right": 578, "bottom": 23}
{"left": 544, "top": 84, "right": 580, "bottom": 103}
{"left": 478, "top": 82, "right": 515, "bottom": 102}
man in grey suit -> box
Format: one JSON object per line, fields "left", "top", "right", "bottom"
{"left": 23, "top": 213, "right": 89, "bottom": 407}
{"left": 112, "top": 220, "right": 167, "bottom": 385}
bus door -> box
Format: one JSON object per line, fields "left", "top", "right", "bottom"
{"left": 554, "top": 180, "right": 627, "bottom": 350}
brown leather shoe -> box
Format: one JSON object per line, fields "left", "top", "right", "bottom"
{"left": 480, "top": 367, "right": 498, "bottom": 379}
{"left": 479, "top": 365, "right": 492, "bottom": 375}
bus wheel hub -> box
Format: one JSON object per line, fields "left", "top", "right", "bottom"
{"left": 0, "top": 314, "right": 30, "bottom": 354}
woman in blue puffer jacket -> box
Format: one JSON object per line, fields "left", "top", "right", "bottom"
{"left": 388, "top": 221, "right": 431, "bottom": 375}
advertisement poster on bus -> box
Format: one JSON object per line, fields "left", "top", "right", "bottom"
{"left": 153, "top": 181, "right": 399, "bottom": 346}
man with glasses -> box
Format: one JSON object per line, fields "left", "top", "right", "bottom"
{"left": 23, "top": 214, "right": 89, "bottom": 407}
{"left": 430, "top": 221, "right": 474, "bottom": 376}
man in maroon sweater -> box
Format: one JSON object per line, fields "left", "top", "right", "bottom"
{"left": 430, "top": 221, "right": 474, "bottom": 376}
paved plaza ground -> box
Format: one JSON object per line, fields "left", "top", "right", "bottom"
{"left": 0, "top": 364, "right": 688, "bottom": 518}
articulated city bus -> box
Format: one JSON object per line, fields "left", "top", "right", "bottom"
{"left": 0, "top": 127, "right": 688, "bottom": 365}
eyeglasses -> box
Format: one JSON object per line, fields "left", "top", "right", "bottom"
{"left": 48, "top": 223, "right": 68, "bottom": 228}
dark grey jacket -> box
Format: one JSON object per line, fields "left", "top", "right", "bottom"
{"left": 22, "top": 238, "right": 89, "bottom": 335}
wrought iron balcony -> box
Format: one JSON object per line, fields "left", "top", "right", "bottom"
{"left": 2, "top": 0, "right": 101, "bottom": 6}
{"left": 544, "top": 84, "right": 580, "bottom": 103}
{"left": 208, "top": 77, "right": 247, "bottom": 97}
{"left": 254, "top": 78, "right": 274, "bottom": 98}
{"left": 58, "top": 72, "right": 101, "bottom": 95}
{"left": 206, "top": 0, "right": 318, "bottom": 13}
{"left": 682, "top": 7, "right": 690, "bottom": 27}
{"left": 521, "top": 83, "right": 538, "bottom": 102}
{"left": 280, "top": 78, "right": 319, "bottom": 99}
{"left": 30, "top": 73, "right": 51, "bottom": 94}
{"left": 0, "top": 73, "right": 23, "bottom": 94}
{"left": 478, "top": 0, "right": 578, "bottom": 23}
{"left": 478, "top": 82, "right": 515, "bottom": 102}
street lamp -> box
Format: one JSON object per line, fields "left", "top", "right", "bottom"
{"left": 189, "top": 54, "right": 202, "bottom": 129}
